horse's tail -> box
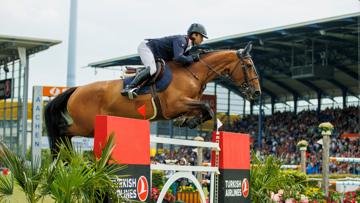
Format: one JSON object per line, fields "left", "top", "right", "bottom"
{"left": 44, "top": 87, "right": 77, "bottom": 156}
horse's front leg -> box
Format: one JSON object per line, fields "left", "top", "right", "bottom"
{"left": 173, "top": 115, "right": 188, "bottom": 127}
{"left": 184, "top": 101, "right": 214, "bottom": 129}
{"left": 167, "top": 97, "right": 213, "bottom": 129}
{"left": 173, "top": 111, "right": 199, "bottom": 127}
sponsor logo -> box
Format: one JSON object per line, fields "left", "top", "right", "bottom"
{"left": 137, "top": 176, "right": 148, "bottom": 201}
{"left": 242, "top": 178, "right": 249, "bottom": 198}
{"left": 49, "top": 87, "right": 61, "bottom": 96}
{"left": 42, "top": 86, "right": 68, "bottom": 97}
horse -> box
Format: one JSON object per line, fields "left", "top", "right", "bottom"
{"left": 44, "top": 42, "right": 261, "bottom": 154}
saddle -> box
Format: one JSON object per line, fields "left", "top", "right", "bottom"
{"left": 123, "top": 60, "right": 172, "bottom": 95}
{"left": 124, "top": 60, "right": 165, "bottom": 85}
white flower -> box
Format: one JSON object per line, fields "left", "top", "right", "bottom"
{"left": 318, "top": 122, "right": 334, "bottom": 130}
{"left": 297, "top": 140, "right": 308, "bottom": 147}
{"left": 318, "top": 122, "right": 334, "bottom": 135}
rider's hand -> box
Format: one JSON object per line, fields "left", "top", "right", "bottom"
{"left": 192, "top": 54, "right": 200, "bottom": 62}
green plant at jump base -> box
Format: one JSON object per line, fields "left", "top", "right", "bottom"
{"left": 0, "top": 142, "right": 43, "bottom": 203}
{"left": 152, "top": 170, "right": 165, "bottom": 189}
{"left": 251, "top": 153, "right": 360, "bottom": 202}
{"left": 250, "top": 153, "right": 307, "bottom": 202}
{"left": 150, "top": 170, "right": 177, "bottom": 203}
{"left": 0, "top": 134, "right": 126, "bottom": 203}
{"left": 0, "top": 170, "right": 14, "bottom": 202}
{"left": 305, "top": 187, "right": 324, "bottom": 201}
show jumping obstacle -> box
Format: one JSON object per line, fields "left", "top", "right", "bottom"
{"left": 329, "top": 157, "right": 360, "bottom": 164}
{"left": 93, "top": 115, "right": 251, "bottom": 203}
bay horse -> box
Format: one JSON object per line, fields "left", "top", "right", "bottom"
{"left": 45, "top": 42, "right": 261, "bottom": 154}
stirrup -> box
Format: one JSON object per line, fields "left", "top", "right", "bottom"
{"left": 127, "top": 88, "right": 139, "bottom": 100}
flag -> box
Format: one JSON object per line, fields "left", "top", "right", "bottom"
{"left": 216, "top": 118, "right": 223, "bottom": 132}
{"left": 137, "top": 104, "right": 146, "bottom": 119}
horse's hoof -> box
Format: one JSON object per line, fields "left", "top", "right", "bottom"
{"left": 186, "top": 118, "right": 199, "bottom": 129}
{"left": 181, "top": 121, "right": 189, "bottom": 128}
{"left": 188, "top": 122, "right": 198, "bottom": 129}
{"left": 173, "top": 117, "right": 187, "bottom": 127}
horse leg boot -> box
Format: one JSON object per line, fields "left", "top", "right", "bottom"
{"left": 121, "top": 67, "right": 151, "bottom": 99}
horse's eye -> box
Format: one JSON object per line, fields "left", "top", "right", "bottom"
{"left": 246, "top": 64, "right": 252, "bottom": 69}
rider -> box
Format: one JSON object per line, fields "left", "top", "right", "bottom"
{"left": 121, "top": 23, "right": 208, "bottom": 98}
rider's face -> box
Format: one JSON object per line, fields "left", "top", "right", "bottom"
{"left": 191, "top": 33, "right": 204, "bottom": 45}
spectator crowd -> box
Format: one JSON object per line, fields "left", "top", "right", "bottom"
{"left": 151, "top": 106, "right": 360, "bottom": 175}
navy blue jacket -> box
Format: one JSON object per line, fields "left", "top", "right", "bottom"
{"left": 146, "top": 35, "right": 194, "bottom": 65}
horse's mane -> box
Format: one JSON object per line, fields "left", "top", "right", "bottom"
{"left": 185, "top": 45, "right": 232, "bottom": 56}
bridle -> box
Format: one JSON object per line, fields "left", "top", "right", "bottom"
{"left": 228, "top": 56, "right": 259, "bottom": 89}
{"left": 198, "top": 53, "right": 259, "bottom": 93}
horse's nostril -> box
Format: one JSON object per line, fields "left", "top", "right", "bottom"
{"left": 254, "top": 91, "right": 261, "bottom": 97}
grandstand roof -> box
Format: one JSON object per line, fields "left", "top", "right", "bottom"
{"left": 0, "top": 34, "right": 61, "bottom": 65}
{"left": 89, "top": 13, "right": 359, "bottom": 103}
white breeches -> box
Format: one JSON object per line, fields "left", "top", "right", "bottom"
{"left": 137, "top": 40, "right": 157, "bottom": 76}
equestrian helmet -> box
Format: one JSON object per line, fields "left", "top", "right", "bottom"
{"left": 187, "top": 23, "right": 208, "bottom": 38}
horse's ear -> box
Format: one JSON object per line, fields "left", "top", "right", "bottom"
{"left": 236, "top": 41, "right": 253, "bottom": 58}
{"left": 243, "top": 41, "right": 252, "bottom": 56}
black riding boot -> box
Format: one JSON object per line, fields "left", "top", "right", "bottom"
{"left": 121, "top": 67, "right": 151, "bottom": 99}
